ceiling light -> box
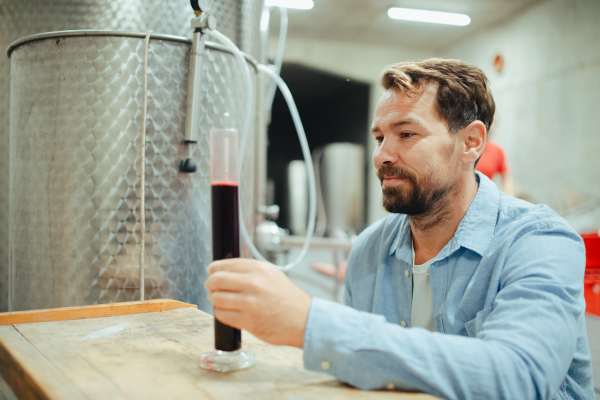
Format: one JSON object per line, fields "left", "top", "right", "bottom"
{"left": 265, "top": 0, "right": 314, "bottom": 10}
{"left": 388, "top": 7, "right": 471, "bottom": 26}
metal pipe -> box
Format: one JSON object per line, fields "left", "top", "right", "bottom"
{"left": 280, "top": 235, "right": 354, "bottom": 251}
{"left": 184, "top": 30, "right": 206, "bottom": 143}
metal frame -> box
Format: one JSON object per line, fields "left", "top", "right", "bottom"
{"left": 6, "top": 30, "right": 259, "bottom": 70}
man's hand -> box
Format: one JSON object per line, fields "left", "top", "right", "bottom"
{"left": 205, "top": 259, "right": 312, "bottom": 348}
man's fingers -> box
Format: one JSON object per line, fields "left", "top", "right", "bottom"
{"left": 208, "top": 291, "right": 245, "bottom": 311}
{"left": 213, "top": 309, "right": 244, "bottom": 330}
{"left": 207, "top": 258, "right": 260, "bottom": 274}
{"left": 205, "top": 271, "right": 249, "bottom": 292}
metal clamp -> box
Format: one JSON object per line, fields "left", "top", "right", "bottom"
{"left": 191, "top": 13, "right": 217, "bottom": 32}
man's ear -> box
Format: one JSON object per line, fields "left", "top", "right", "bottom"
{"left": 459, "top": 120, "right": 486, "bottom": 168}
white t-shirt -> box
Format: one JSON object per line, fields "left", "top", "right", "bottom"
{"left": 410, "top": 242, "right": 436, "bottom": 331}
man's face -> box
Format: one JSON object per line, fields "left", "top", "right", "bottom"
{"left": 371, "top": 83, "right": 461, "bottom": 216}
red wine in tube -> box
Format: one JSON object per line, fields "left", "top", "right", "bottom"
{"left": 211, "top": 183, "right": 242, "bottom": 352}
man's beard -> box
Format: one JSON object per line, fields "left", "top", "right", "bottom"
{"left": 377, "top": 165, "right": 453, "bottom": 217}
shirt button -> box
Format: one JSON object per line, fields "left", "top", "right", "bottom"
{"left": 405, "top": 270, "right": 409, "bottom": 277}
{"left": 321, "top": 361, "right": 330, "bottom": 371}
{"left": 387, "top": 382, "right": 395, "bottom": 390}
{"left": 400, "top": 321, "right": 406, "bottom": 327}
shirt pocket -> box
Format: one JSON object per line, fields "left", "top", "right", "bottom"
{"left": 464, "top": 307, "right": 493, "bottom": 337}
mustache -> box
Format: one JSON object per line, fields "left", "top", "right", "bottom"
{"left": 376, "top": 165, "right": 416, "bottom": 182}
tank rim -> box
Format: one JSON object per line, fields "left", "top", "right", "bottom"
{"left": 6, "top": 29, "right": 258, "bottom": 68}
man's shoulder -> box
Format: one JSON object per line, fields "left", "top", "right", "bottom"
{"left": 495, "top": 193, "right": 580, "bottom": 241}
{"left": 346, "top": 214, "right": 406, "bottom": 283}
{"left": 346, "top": 214, "right": 407, "bottom": 268}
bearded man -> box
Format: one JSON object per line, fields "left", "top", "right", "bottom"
{"left": 205, "top": 59, "right": 594, "bottom": 400}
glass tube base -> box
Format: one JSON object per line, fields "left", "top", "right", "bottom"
{"left": 199, "top": 349, "right": 256, "bottom": 372}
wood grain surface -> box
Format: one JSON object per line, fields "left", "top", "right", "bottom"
{"left": 0, "top": 306, "right": 438, "bottom": 399}
{"left": 0, "top": 299, "right": 196, "bottom": 326}
{"left": 0, "top": 327, "right": 56, "bottom": 400}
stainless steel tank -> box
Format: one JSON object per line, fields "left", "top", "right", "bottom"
{"left": 7, "top": 30, "right": 260, "bottom": 312}
{"left": 321, "top": 143, "right": 365, "bottom": 238}
{"left": 287, "top": 160, "right": 309, "bottom": 235}
{"left": 0, "top": 0, "right": 263, "bottom": 311}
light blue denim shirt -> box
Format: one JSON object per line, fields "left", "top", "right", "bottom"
{"left": 303, "top": 172, "right": 594, "bottom": 400}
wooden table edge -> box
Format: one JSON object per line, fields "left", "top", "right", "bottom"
{"left": 0, "top": 300, "right": 198, "bottom": 399}
{"left": 0, "top": 329, "right": 58, "bottom": 400}
{"left": 0, "top": 299, "right": 197, "bottom": 326}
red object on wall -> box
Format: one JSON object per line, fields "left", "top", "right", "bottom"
{"left": 581, "top": 232, "right": 600, "bottom": 316}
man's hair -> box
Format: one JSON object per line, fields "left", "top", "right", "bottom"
{"left": 381, "top": 58, "right": 495, "bottom": 134}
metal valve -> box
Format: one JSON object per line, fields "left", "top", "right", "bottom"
{"left": 190, "top": 0, "right": 217, "bottom": 31}
{"left": 191, "top": 13, "right": 217, "bottom": 31}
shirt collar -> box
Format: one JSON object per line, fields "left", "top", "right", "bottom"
{"left": 388, "top": 171, "right": 500, "bottom": 262}
{"left": 388, "top": 213, "right": 413, "bottom": 264}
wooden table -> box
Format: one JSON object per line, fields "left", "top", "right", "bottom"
{"left": 0, "top": 300, "right": 437, "bottom": 399}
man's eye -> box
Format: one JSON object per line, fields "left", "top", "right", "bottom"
{"left": 400, "top": 132, "right": 414, "bottom": 138}
{"left": 375, "top": 136, "right": 383, "bottom": 144}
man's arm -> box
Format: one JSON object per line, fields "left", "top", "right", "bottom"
{"left": 303, "top": 223, "right": 587, "bottom": 400}
{"left": 205, "top": 223, "right": 587, "bottom": 400}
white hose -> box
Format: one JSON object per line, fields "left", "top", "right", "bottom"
{"left": 257, "top": 64, "right": 317, "bottom": 271}
{"left": 207, "top": 30, "right": 253, "bottom": 162}
{"left": 265, "top": 7, "right": 288, "bottom": 108}
{"left": 273, "top": 8, "right": 288, "bottom": 76}
{"left": 207, "top": 30, "right": 316, "bottom": 272}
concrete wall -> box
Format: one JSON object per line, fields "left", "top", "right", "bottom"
{"left": 269, "top": 37, "right": 431, "bottom": 224}
{"left": 445, "top": 0, "right": 600, "bottom": 215}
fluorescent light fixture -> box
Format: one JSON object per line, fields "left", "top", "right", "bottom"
{"left": 388, "top": 7, "right": 471, "bottom": 26}
{"left": 265, "top": 0, "right": 314, "bottom": 10}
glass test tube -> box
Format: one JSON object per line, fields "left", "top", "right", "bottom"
{"left": 199, "top": 128, "right": 255, "bottom": 371}
{"left": 210, "top": 128, "right": 241, "bottom": 351}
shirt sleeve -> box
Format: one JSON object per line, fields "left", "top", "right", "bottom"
{"left": 302, "top": 223, "right": 587, "bottom": 400}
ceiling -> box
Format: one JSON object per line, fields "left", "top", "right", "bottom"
{"left": 268, "top": 0, "right": 545, "bottom": 51}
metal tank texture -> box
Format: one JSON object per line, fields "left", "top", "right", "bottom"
{"left": 0, "top": 0, "right": 263, "bottom": 312}
{"left": 6, "top": 6, "right": 263, "bottom": 313}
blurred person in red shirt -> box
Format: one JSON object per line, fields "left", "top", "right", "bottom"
{"left": 476, "top": 117, "right": 514, "bottom": 196}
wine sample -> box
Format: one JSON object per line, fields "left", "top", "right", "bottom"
{"left": 200, "top": 127, "right": 255, "bottom": 372}
{"left": 211, "top": 183, "right": 241, "bottom": 352}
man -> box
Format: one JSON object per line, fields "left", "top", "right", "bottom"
{"left": 205, "top": 58, "right": 594, "bottom": 400}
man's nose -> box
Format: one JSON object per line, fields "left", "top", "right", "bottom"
{"left": 373, "top": 139, "right": 398, "bottom": 167}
